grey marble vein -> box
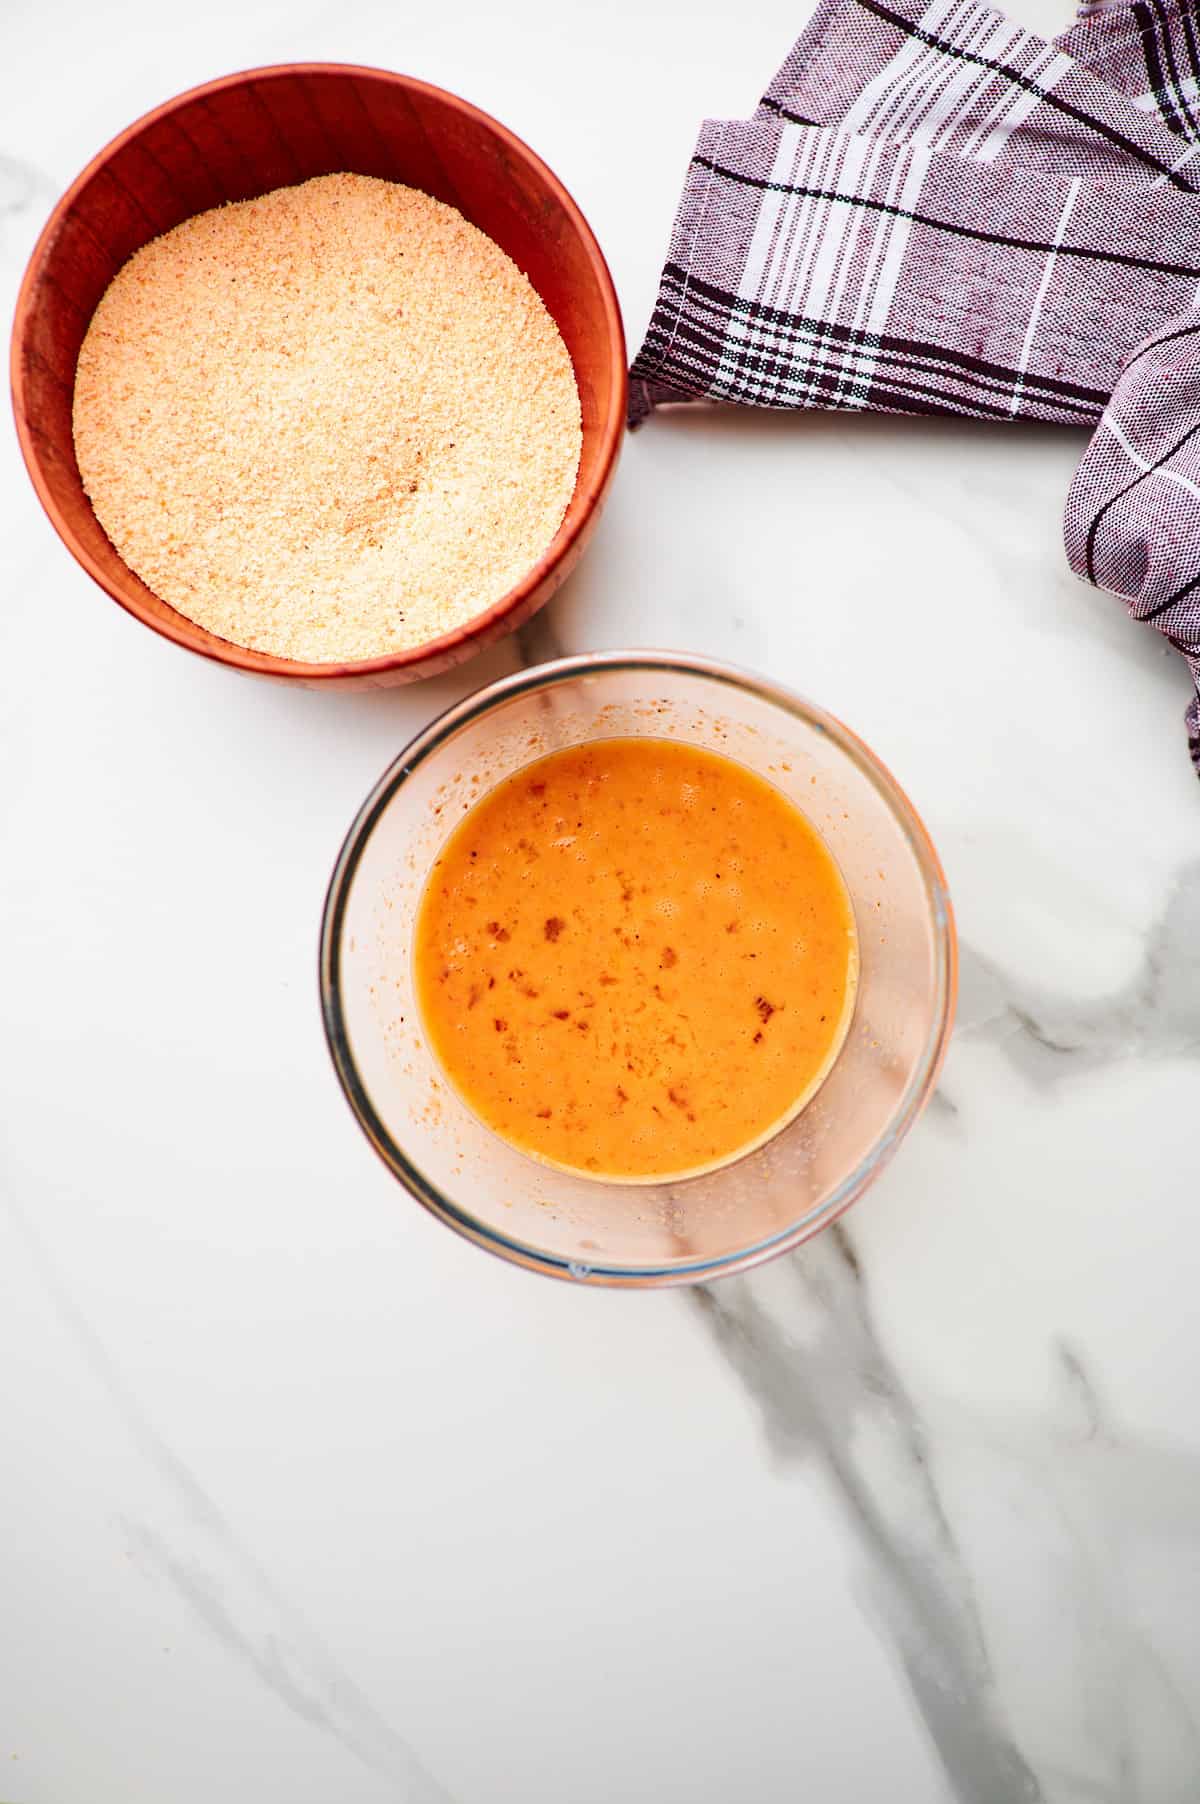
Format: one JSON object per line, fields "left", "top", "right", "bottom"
{"left": 1037, "top": 1346, "right": 1200, "bottom": 1802}
{"left": 691, "top": 1226, "right": 1043, "bottom": 1804}
{"left": 1, "top": 1194, "right": 454, "bottom": 1804}
{"left": 0, "top": 151, "right": 54, "bottom": 245}
{"left": 1055, "top": 1342, "right": 1109, "bottom": 1447}
{"left": 957, "top": 860, "right": 1200, "bottom": 1083}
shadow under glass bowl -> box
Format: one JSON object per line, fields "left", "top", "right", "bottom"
{"left": 10, "top": 63, "right": 625, "bottom": 687}
{"left": 320, "top": 651, "right": 957, "bottom": 1287}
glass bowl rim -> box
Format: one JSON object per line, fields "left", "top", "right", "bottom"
{"left": 319, "top": 649, "right": 958, "bottom": 1287}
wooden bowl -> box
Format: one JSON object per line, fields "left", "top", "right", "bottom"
{"left": 10, "top": 64, "right": 626, "bottom": 687}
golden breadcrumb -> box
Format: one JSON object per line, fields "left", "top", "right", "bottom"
{"left": 72, "top": 173, "right": 582, "bottom": 662}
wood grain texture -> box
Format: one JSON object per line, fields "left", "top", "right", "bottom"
{"left": 10, "top": 64, "right": 626, "bottom": 686}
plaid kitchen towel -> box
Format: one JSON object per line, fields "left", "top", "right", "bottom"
{"left": 630, "top": 0, "right": 1200, "bottom": 774}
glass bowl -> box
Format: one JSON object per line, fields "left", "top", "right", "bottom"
{"left": 320, "top": 653, "right": 956, "bottom": 1285}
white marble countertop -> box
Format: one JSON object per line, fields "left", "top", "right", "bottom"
{"left": 3, "top": 2, "right": 1200, "bottom": 1800}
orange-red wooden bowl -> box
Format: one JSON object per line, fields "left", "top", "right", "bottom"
{"left": 10, "top": 64, "right": 626, "bottom": 686}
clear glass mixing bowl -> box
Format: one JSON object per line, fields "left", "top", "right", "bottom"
{"left": 320, "top": 653, "right": 956, "bottom": 1285}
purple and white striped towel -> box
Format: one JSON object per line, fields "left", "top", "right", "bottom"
{"left": 630, "top": 0, "right": 1200, "bottom": 775}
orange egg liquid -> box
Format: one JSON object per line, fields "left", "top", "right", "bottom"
{"left": 414, "top": 739, "right": 858, "bottom": 1182}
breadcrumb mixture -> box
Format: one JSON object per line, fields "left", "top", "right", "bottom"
{"left": 72, "top": 174, "right": 582, "bottom": 662}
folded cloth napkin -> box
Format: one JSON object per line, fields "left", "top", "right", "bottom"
{"left": 629, "top": 0, "right": 1200, "bottom": 775}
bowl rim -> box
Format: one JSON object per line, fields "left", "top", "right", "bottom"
{"left": 319, "top": 649, "right": 959, "bottom": 1286}
{"left": 9, "top": 60, "right": 627, "bottom": 681}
